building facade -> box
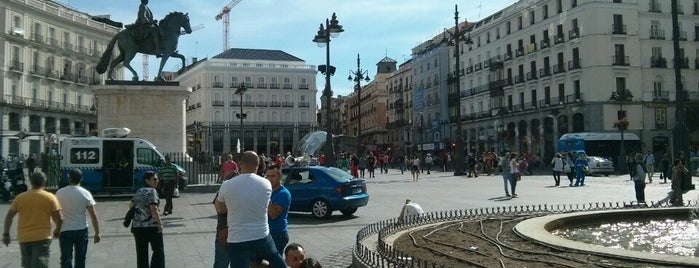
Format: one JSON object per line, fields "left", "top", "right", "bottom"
{"left": 1, "top": 0, "right": 120, "bottom": 157}
{"left": 176, "top": 48, "right": 318, "bottom": 157}
{"left": 422, "top": 0, "right": 699, "bottom": 162}
{"left": 386, "top": 60, "right": 414, "bottom": 157}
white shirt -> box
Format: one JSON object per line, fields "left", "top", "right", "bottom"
{"left": 55, "top": 185, "right": 96, "bottom": 232}
{"left": 644, "top": 154, "right": 655, "bottom": 165}
{"left": 551, "top": 157, "right": 564, "bottom": 172}
{"left": 217, "top": 173, "right": 272, "bottom": 243}
{"left": 402, "top": 202, "right": 424, "bottom": 221}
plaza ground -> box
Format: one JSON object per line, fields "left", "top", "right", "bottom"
{"left": 0, "top": 169, "right": 695, "bottom": 267}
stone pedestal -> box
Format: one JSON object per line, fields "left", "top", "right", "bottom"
{"left": 93, "top": 83, "right": 191, "bottom": 154}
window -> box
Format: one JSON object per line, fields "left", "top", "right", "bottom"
{"left": 543, "top": 5, "right": 549, "bottom": 19}
{"left": 529, "top": 11, "right": 535, "bottom": 25}
{"left": 506, "top": 22, "right": 511, "bottom": 34}
{"left": 572, "top": 0, "right": 577, "bottom": 8}
{"left": 518, "top": 16, "right": 523, "bottom": 29}
{"left": 557, "top": 0, "right": 562, "bottom": 13}
{"left": 137, "top": 148, "right": 160, "bottom": 166}
{"left": 615, "top": 77, "right": 626, "bottom": 92}
{"left": 655, "top": 108, "right": 666, "bottom": 129}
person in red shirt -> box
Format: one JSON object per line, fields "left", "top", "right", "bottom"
{"left": 275, "top": 154, "right": 283, "bottom": 168}
{"left": 219, "top": 154, "right": 239, "bottom": 183}
{"left": 319, "top": 154, "right": 326, "bottom": 166}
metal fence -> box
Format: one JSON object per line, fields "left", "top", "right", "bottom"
{"left": 353, "top": 200, "right": 692, "bottom": 268}
{"left": 164, "top": 152, "right": 221, "bottom": 185}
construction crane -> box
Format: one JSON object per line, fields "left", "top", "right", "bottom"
{"left": 215, "top": 0, "right": 243, "bottom": 51}
{"left": 142, "top": 24, "right": 205, "bottom": 80}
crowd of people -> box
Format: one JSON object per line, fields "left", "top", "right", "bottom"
{"left": 2, "top": 150, "right": 324, "bottom": 268}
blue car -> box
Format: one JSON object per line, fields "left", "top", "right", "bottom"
{"left": 282, "top": 166, "right": 369, "bottom": 219}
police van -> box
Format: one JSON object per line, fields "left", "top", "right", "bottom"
{"left": 59, "top": 128, "right": 165, "bottom": 193}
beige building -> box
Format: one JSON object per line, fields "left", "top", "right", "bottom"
{"left": 0, "top": 0, "right": 120, "bottom": 156}
{"left": 176, "top": 48, "right": 318, "bottom": 156}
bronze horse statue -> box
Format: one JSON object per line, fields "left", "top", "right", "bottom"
{"left": 97, "top": 12, "right": 192, "bottom": 81}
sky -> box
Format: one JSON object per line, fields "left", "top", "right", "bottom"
{"left": 57, "top": 0, "right": 518, "bottom": 97}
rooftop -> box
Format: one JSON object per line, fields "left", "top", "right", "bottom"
{"left": 213, "top": 48, "right": 304, "bottom": 62}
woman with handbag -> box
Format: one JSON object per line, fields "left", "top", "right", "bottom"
{"left": 130, "top": 171, "right": 165, "bottom": 268}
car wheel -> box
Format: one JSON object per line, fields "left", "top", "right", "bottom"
{"left": 340, "top": 207, "right": 358, "bottom": 217}
{"left": 311, "top": 199, "right": 332, "bottom": 219}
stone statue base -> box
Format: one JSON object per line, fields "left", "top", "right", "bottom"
{"left": 92, "top": 84, "right": 191, "bottom": 154}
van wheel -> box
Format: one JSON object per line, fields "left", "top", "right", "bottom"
{"left": 311, "top": 199, "right": 331, "bottom": 219}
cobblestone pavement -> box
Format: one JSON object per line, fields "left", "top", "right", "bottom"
{"left": 0, "top": 169, "right": 695, "bottom": 268}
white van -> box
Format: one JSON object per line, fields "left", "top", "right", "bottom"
{"left": 59, "top": 136, "right": 164, "bottom": 192}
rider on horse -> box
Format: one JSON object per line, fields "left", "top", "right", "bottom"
{"left": 132, "top": 0, "right": 161, "bottom": 56}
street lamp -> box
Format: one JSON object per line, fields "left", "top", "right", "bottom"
{"left": 610, "top": 88, "right": 633, "bottom": 174}
{"left": 442, "top": 4, "right": 473, "bottom": 176}
{"left": 235, "top": 83, "right": 247, "bottom": 153}
{"left": 313, "top": 12, "right": 343, "bottom": 167}
{"left": 348, "top": 54, "right": 370, "bottom": 156}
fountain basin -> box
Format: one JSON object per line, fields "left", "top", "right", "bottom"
{"left": 514, "top": 207, "right": 698, "bottom": 266}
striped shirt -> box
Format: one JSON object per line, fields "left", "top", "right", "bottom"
{"left": 159, "top": 163, "right": 178, "bottom": 181}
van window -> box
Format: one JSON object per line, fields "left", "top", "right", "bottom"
{"left": 70, "top": 148, "right": 99, "bottom": 164}
{"left": 136, "top": 148, "right": 160, "bottom": 166}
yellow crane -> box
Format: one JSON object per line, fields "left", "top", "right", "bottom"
{"left": 215, "top": 0, "right": 243, "bottom": 51}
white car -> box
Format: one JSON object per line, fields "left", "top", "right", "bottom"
{"left": 587, "top": 156, "right": 614, "bottom": 176}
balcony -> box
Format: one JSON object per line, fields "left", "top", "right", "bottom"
{"left": 514, "top": 75, "right": 525, "bottom": 84}
{"left": 515, "top": 48, "right": 524, "bottom": 57}
{"left": 268, "top": 83, "right": 279, "bottom": 89}
{"left": 474, "top": 63, "right": 482, "bottom": 71}
{"left": 650, "top": 57, "right": 667, "bottom": 68}
{"left": 554, "top": 34, "right": 565, "bottom": 45}
{"left": 679, "top": 31, "right": 688, "bottom": 41}
{"left": 649, "top": 29, "right": 665, "bottom": 39}
{"left": 526, "top": 71, "right": 537, "bottom": 80}
{"left": 49, "top": 38, "right": 59, "bottom": 46}
{"left": 652, "top": 91, "right": 670, "bottom": 101}
{"left": 526, "top": 43, "right": 537, "bottom": 54}
{"left": 612, "top": 24, "right": 627, "bottom": 35}
{"left": 9, "top": 61, "right": 24, "bottom": 72}
{"left": 679, "top": 57, "right": 689, "bottom": 69}
{"left": 466, "top": 66, "right": 474, "bottom": 74}
{"left": 569, "top": 28, "right": 580, "bottom": 40}
{"left": 568, "top": 59, "right": 581, "bottom": 70}
{"left": 212, "top": 81, "right": 223, "bottom": 88}
{"left": 256, "top": 101, "right": 268, "bottom": 107}
{"left": 540, "top": 39, "right": 550, "bottom": 49}
{"left": 483, "top": 60, "right": 490, "bottom": 69}
{"left": 77, "top": 46, "right": 87, "bottom": 54}
{"left": 256, "top": 83, "right": 267, "bottom": 89}
{"left": 269, "top": 101, "right": 281, "bottom": 107}
{"left": 612, "top": 55, "right": 630, "bottom": 66}
{"left": 283, "top": 83, "right": 292, "bottom": 89}
{"left": 29, "top": 65, "right": 43, "bottom": 75}
{"left": 298, "top": 102, "right": 310, "bottom": 108}
{"left": 230, "top": 100, "right": 240, "bottom": 106}
{"left": 504, "top": 52, "right": 513, "bottom": 61}
{"left": 62, "top": 42, "right": 74, "bottom": 51}
{"left": 33, "top": 33, "right": 44, "bottom": 43}
{"left": 299, "top": 84, "right": 309, "bottom": 90}
{"left": 212, "top": 100, "right": 224, "bottom": 106}
{"left": 61, "top": 72, "right": 74, "bottom": 81}
{"left": 551, "top": 63, "right": 565, "bottom": 74}
{"left": 243, "top": 101, "right": 254, "bottom": 107}
{"left": 649, "top": 2, "right": 662, "bottom": 13}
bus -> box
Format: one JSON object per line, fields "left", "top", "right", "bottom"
{"left": 558, "top": 132, "right": 642, "bottom": 163}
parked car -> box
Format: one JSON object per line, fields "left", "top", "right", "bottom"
{"left": 586, "top": 156, "right": 614, "bottom": 176}
{"left": 282, "top": 166, "right": 369, "bottom": 219}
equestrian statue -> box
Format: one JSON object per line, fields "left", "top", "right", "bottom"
{"left": 97, "top": 0, "right": 192, "bottom": 81}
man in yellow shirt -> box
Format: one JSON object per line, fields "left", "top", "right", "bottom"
{"left": 3, "top": 171, "right": 63, "bottom": 268}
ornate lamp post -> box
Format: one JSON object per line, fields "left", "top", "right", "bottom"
{"left": 313, "top": 13, "right": 343, "bottom": 167}
{"left": 235, "top": 83, "right": 247, "bottom": 153}
{"left": 348, "top": 54, "right": 370, "bottom": 156}
{"left": 442, "top": 4, "right": 473, "bottom": 176}
{"left": 610, "top": 88, "right": 633, "bottom": 173}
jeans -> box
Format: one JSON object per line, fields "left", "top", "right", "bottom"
{"left": 132, "top": 227, "right": 165, "bottom": 268}
{"left": 20, "top": 239, "right": 51, "bottom": 268}
{"left": 501, "top": 172, "right": 511, "bottom": 195}
{"left": 213, "top": 238, "right": 229, "bottom": 268}
{"left": 227, "top": 234, "right": 285, "bottom": 268}
{"left": 634, "top": 180, "right": 646, "bottom": 203}
{"left": 552, "top": 171, "right": 561, "bottom": 186}
{"left": 162, "top": 180, "right": 176, "bottom": 214}
{"left": 60, "top": 228, "right": 89, "bottom": 268}
{"left": 508, "top": 173, "right": 518, "bottom": 195}
{"left": 270, "top": 231, "right": 289, "bottom": 255}
{"left": 574, "top": 169, "right": 586, "bottom": 186}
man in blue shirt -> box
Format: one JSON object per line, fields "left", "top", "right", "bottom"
{"left": 265, "top": 165, "right": 291, "bottom": 254}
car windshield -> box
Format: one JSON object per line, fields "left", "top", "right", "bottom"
{"left": 324, "top": 168, "right": 354, "bottom": 182}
